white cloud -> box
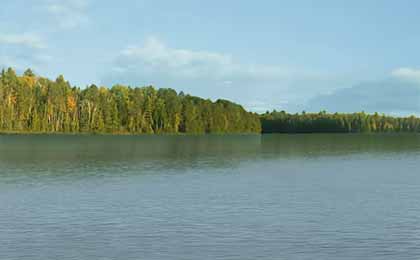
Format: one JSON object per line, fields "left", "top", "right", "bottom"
{"left": 116, "top": 36, "right": 294, "bottom": 81}
{"left": 103, "top": 37, "right": 337, "bottom": 113}
{"left": 45, "top": 0, "right": 90, "bottom": 29}
{"left": 0, "top": 53, "right": 53, "bottom": 73}
{"left": 222, "top": 80, "right": 233, "bottom": 86}
{"left": 0, "top": 33, "right": 46, "bottom": 49}
{"left": 245, "top": 100, "right": 290, "bottom": 113}
{"left": 391, "top": 67, "right": 420, "bottom": 82}
{"left": 0, "top": 31, "right": 51, "bottom": 72}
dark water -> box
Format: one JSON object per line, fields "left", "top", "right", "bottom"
{"left": 1, "top": 134, "right": 420, "bottom": 260}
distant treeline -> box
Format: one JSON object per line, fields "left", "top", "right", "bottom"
{"left": 2, "top": 68, "right": 420, "bottom": 135}
{"left": 0, "top": 68, "right": 261, "bottom": 134}
{"left": 261, "top": 111, "right": 420, "bottom": 133}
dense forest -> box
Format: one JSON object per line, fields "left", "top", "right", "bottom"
{"left": 261, "top": 110, "right": 420, "bottom": 133}
{"left": 2, "top": 68, "right": 420, "bottom": 135}
{"left": 0, "top": 68, "right": 261, "bottom": 134}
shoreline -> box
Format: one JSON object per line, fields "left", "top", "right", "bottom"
{"left": 0, "top": 131, "right": 418, "bottom": 136}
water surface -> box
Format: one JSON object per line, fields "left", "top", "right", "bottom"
{"left": 1, "top": 134, "right": 420, "bottom": 260}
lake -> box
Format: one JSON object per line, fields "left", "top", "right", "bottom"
{"left": 1, "top": 134, "right": 420, "bottom": 260}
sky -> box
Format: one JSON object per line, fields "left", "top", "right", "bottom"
{"left": 1, "top": 0, "right": 420, "bottom": 115}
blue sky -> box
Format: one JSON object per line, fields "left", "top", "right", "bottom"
{"left": 1, "top": 0, "right": 420, "bottom": 114}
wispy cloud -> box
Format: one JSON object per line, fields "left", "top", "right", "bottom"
{"left": 114, "top": 36, "right": 295, "bottom": 81}
{"left": 245, "top": 100, "right": 289, "bottom": 113}
{"left": 0, "top": 53, "right": 53, "bottom": 73}
{"left": 0, "top": 33, "right": 46, "bottom": 49}
{"left": 45, "top": 0, "right": 90, "bottom": 29}
{"left": 0, "top": 32, "right": 51, "bottom": 72}
{"left": 102, "top": 37, "right": 338, "bottom": 112}
{"left": 391, "top": 67, "right": 420, "bottom": 83}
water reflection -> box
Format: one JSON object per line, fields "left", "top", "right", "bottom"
{"left": 1, "top": 134, "right": 420, "bottom": 259}
{"left": 261, "top": 133, "right": 420, "bottom": 158}
{"left": 0, "top": 134, "right": 419, "bottom": 181}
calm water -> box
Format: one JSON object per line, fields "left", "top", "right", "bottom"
{"left": 1, "top": 134, "right": 420, "bottom": 260}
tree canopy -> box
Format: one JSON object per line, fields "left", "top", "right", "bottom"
{"left": 0, "top": 68, "right": 261, "bottom": 134}
{"left": 2, "top": 68, "right": 420, "bottom": 135}
{"left": 261, "top": 110, "right": 420, "bottom": 133}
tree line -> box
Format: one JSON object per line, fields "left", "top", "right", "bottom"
{"left": 261, "top": 110, "right": 420, "bottom": 133}
{"left": 0, "top": 68, "right": 261, "bottom": 134}
{"left": 2, "top": 68, "right": 420, "bottom": 135}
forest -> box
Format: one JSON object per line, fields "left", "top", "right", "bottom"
{"left": 1, "top": 68, "right": 420, "bottom": 135}
{"left": 261, "top": 110, "right": 420, "bottom": 133}
{"left": 0, "top": 68, "right": 261, "bottom": 134}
